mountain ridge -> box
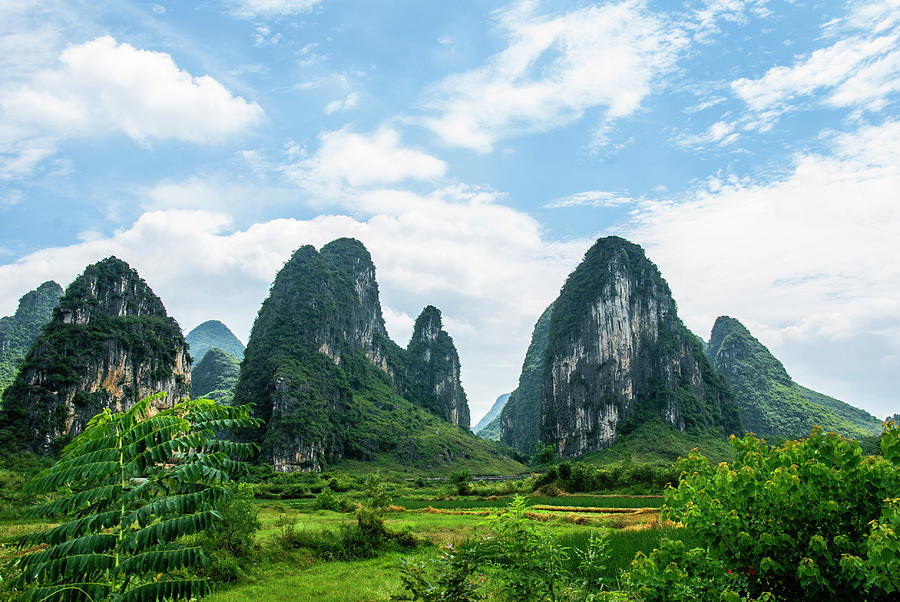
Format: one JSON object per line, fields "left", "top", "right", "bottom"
{"left": 706, "top": 315, "right": 881, "bottom": 439}
{"left": 232, "top": 238, "right": 515, "bottom": 472}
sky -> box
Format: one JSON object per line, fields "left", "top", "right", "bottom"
{"left": 1, "top": 0, "right": 898, "bottom": 423}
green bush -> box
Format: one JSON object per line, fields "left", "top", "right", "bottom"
{"left": 202, "top": 482, "right": 261, "bottom": 558}
{"left": 573, "top": 530, "right": 612, "bottom": 592}
{"left": 399, "top": 496, "right": 569, "bottom": 601}
{"left": 448, "top": 470, "right": 472, "bottom": 496}
{"left": 621, "top": 539, "right": 767, "bottom": 601}
{"left": 398, "top": 544, "right": 483, "bottom": 601}
{"left": 660, "top": 424, "right": 900, "bottom": 600}
{"left": 313, "top": 485, "right": 342, "bottom": 511}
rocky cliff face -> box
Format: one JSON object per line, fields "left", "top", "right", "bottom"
{"left": 0, "top": 281, "right": 63, "bottom": 396}
{"left": 233, "top": 238, "right": 476, "bottom": 471}
{"left": 707, "top": 316, "right": 881, "bottom": 438}
{"left": 503, "top": 237, "right": 741, "bottom": 457}
{"left": 500, "top": 304, "right": 553, "bottom": 454}
{"left": 0, "top": 258, "right": 190, "bottom": 452}
{"left": 402, "top": 306, "right": 470, "bottom": 428}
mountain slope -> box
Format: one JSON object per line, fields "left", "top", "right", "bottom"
{"left": 0, "top": 258, "right": 189, "bottom": 452}
{"left": 185, "top": 320, "right": 245, "bottom": 363}
{"left": 474, "top": 393, "right": 509, "bottom": 441}
{"left": 706, "top": 316, "right": 881, "bottom": 439}
{"left": 0, "top": 281, "right": 63, "bottom": 397}
{"left": 233, "top": 238, "right": 516, "bottom": 472}
{"left": 191, "top": 347, "right": 240, "bottom": 403}
{"left": 500, "top": 304, "right": 554, "bottom": 454}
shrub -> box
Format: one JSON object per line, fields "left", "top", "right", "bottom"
{"left": 621, "top": 539, "right": 766, "bottom": 601}
{"left": 661, "top": 424, "right": 900, "bottom": 600}
{"left": 399, "top": 496, "right": 569, "bottom": 601}
{"left": 313, "top": 485, "right": 341, "bottom": 511}
{"left": 573, "top": 530, "right": 612, "bottom": 591}
{"left": 398, "top": 544, "right": 483, "bottom": 601}
{"left": 202, "top": 482, "right": 261, "bottom": 558}
{"left": 448, "top": 470, "right": 472, "bottom": 496}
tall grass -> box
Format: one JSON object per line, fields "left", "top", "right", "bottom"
{"left": 559, "top": 526, "right": 707, "bottom": 583}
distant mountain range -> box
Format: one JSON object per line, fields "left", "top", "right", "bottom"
{"left": 0, "top": 236, "right": 886, "bottom": 468}
{"left": 473, "top": 393, "right": 509, "bottom": 441}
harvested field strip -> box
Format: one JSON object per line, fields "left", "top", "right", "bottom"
{"left": 395, "top": 495, "right": 663, "bottom": 510}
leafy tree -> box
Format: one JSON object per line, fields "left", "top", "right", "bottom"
{"left": 8, "top": 394, "right": 259, "bottom": 601}
{"left": 530, "top": 442, "right": 557, "bottom": 468}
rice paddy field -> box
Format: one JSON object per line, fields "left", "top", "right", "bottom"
{"left": 201, "top": 489, "right": 678, "bottom": 601}
{"left": 0, "top": 477, "right": 684, "bottom": 601}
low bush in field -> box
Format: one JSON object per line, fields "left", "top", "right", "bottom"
{"left": 398, "top": 496, "right": 614, "bottom": 601}
{"left": 536, "top": 460, "right": 681, "bottom": 494}
{"left": 275, "top": 474, "right": 419, "bottom": 562}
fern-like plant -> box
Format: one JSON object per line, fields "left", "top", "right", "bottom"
{"left": 9, "top": 393, "right": 260, "bottom": 601}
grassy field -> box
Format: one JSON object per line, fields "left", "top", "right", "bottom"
{"left": 0, "top": 465, "right": 685, "bottom": 601}
{"left": 197, "top": 498, "right": 672, "bottom": 600}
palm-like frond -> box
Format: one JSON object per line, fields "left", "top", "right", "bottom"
{"left": 9, "top": 394, "right": 259, "bottom": 601}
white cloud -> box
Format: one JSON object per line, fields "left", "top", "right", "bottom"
{"left": 689, "top": 0, "right": 770, "bottom": 42}
{"left": 227, "top": 0, "right": 323, "bottom": 18}
{"left": 732, "top": 1, "right": 900, "bottom": 125}
{"left": 253, "top": 24, "right": 281, "bottom": 46}
{"left": 0, "top": 194, "right": 589, "bottom": 421}
{"left": 324, "top": 91, "right": 359, "bottom": 114}
{"left": 674, "top": 119, "right": 740, "bottom": 147}
{"left": 152, "top": 4, "right": 166, "bottom": 15}
{"left": 732, "top": 35, "right": 899, "bottom": 112}
{"left": 0, "top": 36, "right": 263, "bottom": 178}
{"left": 284, "top": 126, "right": 447, "bottom": 190}
{"left": 626, "top": 119, "right": 900, "bottom": 417}
{"left": 545, "top": 190, "right": 634, "bottom": 208}
{"left": 421, "top": 0, "right": 686, "bottom": 152}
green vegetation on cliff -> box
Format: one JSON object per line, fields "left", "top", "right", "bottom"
{"left": 192, "top": 346, "right": 241, "bottom": 402}
{"left": 0, "top": 257, "right": 189, "bottom": 452}
{"left": 233, "top": 238, "right": 518, "bottom": 473}
{"left": 545, "top": 237, "right": 664, "bottom": 363}
{"left": 398, "top": 305, "right": 470, "bottom": 428}
{"left": 186, "top": 319, "right": 245, "bottom": 363}
{"left": 0, "top": 281, "right": 62, "bottom": 398}
{"left": 500, "top": 304, "right": 553, "bottom": 455}
{"left": 707, "top": 316, "right": 882, "bottom": 439}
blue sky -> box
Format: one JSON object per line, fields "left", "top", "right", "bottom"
{"left": 1, "top": 0, "right": 898, "bottom": 422}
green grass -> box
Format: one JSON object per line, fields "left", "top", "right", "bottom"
{"left": 205, "top": 550, "right": 415, "bottom": 602}
{"left": 559, "top": 526, "right": 707, "bottom": 583}
{"left": 579, "top": 419, "right": 735, "bottom": 465}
